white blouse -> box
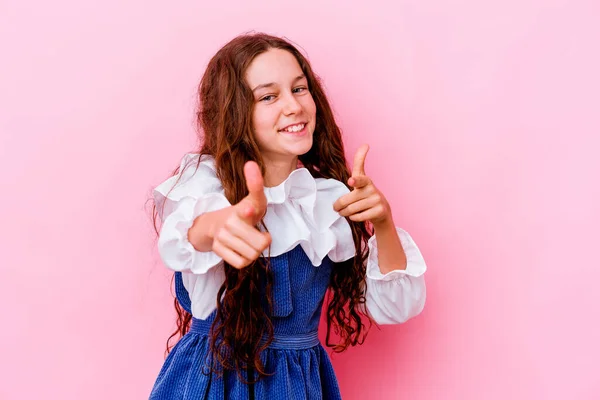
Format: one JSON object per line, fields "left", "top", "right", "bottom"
{"left": 154, "top": 154, "right": 427, "bottom": 325}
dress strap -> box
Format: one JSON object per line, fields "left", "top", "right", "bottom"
{"left": 270, "top": 252, "right": 293, "bottom": 317}
{"left": 174, "top": 272, "right": 192, "bottom": 314}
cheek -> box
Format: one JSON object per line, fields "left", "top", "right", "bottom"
{"left": 252, "top": 108, "right": 266, "bottom": 130}
{"left": 252, "top": 107, "right": 277, "bottom": 144}
{"left": 305, "top": 96, "right": 317, "bottom": 120}
{"left": 253, "top": 108, "right": 268, "bottom": 131}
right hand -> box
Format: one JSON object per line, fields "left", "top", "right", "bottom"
{"left": 210, "top": 161, "right": 272, "bottom": 269}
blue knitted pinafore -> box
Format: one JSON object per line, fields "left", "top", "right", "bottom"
{"left": 149, "top": 244, "right": 342, "bottom": 399}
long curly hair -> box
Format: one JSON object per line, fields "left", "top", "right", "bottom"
{"left": 153, "top": 32, "right": 373, "bottom": 382}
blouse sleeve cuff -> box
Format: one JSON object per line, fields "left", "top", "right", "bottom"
{"left": 366, "top": 227, "right": 427, "bottom": 281}
{"left": 158, "top": 193, "right": 231, "bottom": 274}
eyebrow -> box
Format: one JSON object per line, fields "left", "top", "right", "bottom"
{"left": 252, "top": 75, "right": 306, "bottom": 92}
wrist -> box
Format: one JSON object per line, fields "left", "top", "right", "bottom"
{"left": 188, "top": 207, "right": 230, "bottom": 252}
{"left": 372, "top": 213, "right": 395, "bottom": 233}
{"left": 188, "top": 214, "right": 210, "bottom": 252}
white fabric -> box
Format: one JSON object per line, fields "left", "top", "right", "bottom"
{"left": 153, "top": 153, "right": 427, "bottom": 324}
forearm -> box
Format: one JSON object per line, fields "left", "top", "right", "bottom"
{"left": 372, "top": 218, "right": 407, "bottom": 274}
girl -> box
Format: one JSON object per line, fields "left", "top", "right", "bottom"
{"left": 150, "top": 33, "right": 427, "bottom": 399}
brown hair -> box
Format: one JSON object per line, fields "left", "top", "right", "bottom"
{"left": 154, "top": 32, "right": 372, "bottom": 382}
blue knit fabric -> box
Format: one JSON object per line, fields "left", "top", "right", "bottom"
{"left": 149, "top": 245, "right": 342, "bottom": 399}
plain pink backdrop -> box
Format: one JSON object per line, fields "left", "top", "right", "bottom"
{"left": 1, "top": 0, "right": 598, "bottom": 399}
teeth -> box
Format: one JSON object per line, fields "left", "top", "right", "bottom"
{"left": 282, "top": 123, "right": 305, "bottom": 133}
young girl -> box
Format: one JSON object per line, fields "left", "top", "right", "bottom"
{"left": 150, "top": 33, "right": 427, "bottom": 399}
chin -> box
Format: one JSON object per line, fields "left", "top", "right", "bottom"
{"left": 293, "top": 138, "right": 314, "bottom": 156}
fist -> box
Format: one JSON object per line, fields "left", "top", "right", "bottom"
{"left": 333, "top": 144, "right": 391, "bottom": 225}
{"left": 212, "top": 161, "right": 272, "bottom": 269}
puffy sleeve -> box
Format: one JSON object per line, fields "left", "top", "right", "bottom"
{"left": 153, "top": 153, "right": 231, "bottom": 274}
{"left": 364, "top": 227, "right": 427, "bottom": 325}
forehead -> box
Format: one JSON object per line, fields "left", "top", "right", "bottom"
{"left": 245, "top": 48, "right": 304, "bottom": 87}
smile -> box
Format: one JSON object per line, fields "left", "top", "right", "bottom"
{"left": 279, "top": 123, "right": 306, "bottom": 133}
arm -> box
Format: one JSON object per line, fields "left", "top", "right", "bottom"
{"left": 153, "top": 156, "right": 270, "bottom": 319}
{"left": 363, "top": 227, "right": 427, "bottom": 324}
{"left": 188, "top": 162, "right": 271, "bottom": 268}
{"left": 187, "top": 161, "right": 271, "bottom": 269}
{"left": 333, "top": 144, "right": 427, "bottom": 324}
{"left": 155, "top": 155, "right": 270, "bottom": 273}
{"left": 188, "top": 206, "right": 235, "bottom": 252}
{"left": 371, "top": 218, "right": 407, "bottom": 273}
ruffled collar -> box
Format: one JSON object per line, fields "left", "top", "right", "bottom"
{"left": 178, "top": 154, "right": 355, "bottom": 265}
{"left": 258, "top": 167, "right": 355, "bottom": 266}
{"left": 263, "top": 167, "right": 318, "bottom": 222}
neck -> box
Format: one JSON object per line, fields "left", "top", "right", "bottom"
{"left": 262, "top": 155, "right": 298, "bottom": 187}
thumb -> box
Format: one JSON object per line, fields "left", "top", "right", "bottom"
{"left": 240, "top": 161, "right": 267, "bottom": 221}
{"left": 352, "top": 144, "right": 369, "bottom": 177}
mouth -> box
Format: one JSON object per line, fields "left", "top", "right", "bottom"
{"left": 278, "top": 122, "right": 307, "bottom": 135}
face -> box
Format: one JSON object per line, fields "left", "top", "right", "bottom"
{"left": 245, "top": 48, "right": 317, "bottom": 165}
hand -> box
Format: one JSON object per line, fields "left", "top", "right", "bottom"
{"left": 333, "top": 144, "right": 392, "bottom": 226}
{"left": 211, "top": 161, "right": 272, "bottom": 269}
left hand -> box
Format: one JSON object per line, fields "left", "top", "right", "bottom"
{"left": 333, "top": 144, "right": 392, "bottom": 225}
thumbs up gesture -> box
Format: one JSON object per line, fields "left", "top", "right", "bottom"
{"left": 236, "top": 161, "right": 269, "bottom": 227}
{"left": 210, "top": 161, "right": 272, "bottom": 269}
{"left": 333, "top": 144, "right": 392, "bottom": 226}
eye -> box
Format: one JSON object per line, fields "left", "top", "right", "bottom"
{"left": 293, "top": 86, "right": 308, "bottom": 94}
{"left": 259, "top": 95, "right": 276, "bottom": 102}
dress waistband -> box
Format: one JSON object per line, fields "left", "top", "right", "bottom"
{"left": 190, "top": 317, "right": 320, "bottom": 350}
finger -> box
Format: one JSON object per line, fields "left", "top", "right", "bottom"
{"left": 215, "top": 229, "right": 263, "bottom": 261}
{"left": 226, "top": 218, "right": 272, "bottom": 252}
{"left": 348, "top": 175, "right": 371, "bottom": 189}
{"left": 333, "top": 189, "right": 371, "bottom": 211}
{"left": 348, "top": 205, "right": 385, "bottom": 222}
{"left": 243, "top": 161, "right": 267, "bottom": 210}
{"left": 337, "top": 196, "right": 380, "bottom": 217}
{"left": 333, "top": 191, "right": 359, "bottom": 212}
{"left": 352, "top": 144, "right": 370, "bottom": 177}
{"left": 235, "top": 198, "right": 257, "bottom": 223}
{"left": 257, "top": 232, "right": 272, "bottom": 252}
{"left": 212, "top": 239, "right": 250, "bottom": 269}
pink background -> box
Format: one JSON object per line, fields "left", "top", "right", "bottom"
{"left": 1, "top": 0, "right": 598, "bottom": 399}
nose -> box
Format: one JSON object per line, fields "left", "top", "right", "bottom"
{"left": 281, "top": 92, "right": 302, "bottom": 116}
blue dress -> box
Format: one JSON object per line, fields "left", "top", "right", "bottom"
{"left": 149, "top": 245, "right": 342, "bottom": 399}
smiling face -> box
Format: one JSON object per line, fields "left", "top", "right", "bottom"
{"left": 245, "top": 48, "right": 317, "bottom": 166}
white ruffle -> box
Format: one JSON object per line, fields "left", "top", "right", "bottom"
{"left": 153, "top": 154, "right": 357, "bottom": 274}
{"left": 154, "top": 153, "right": 224, "bottom": 220}
{"left": 364, "top": 227, "right": 427, "bottom": 324}
{"left": 153, "top": 154, "right": 231, "bottom": 274}
{"left": 154, "top": 153, "right": 428, "bottom": 323}
{"left": 262, "top": 168, "right": 355, "bottom": 266}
